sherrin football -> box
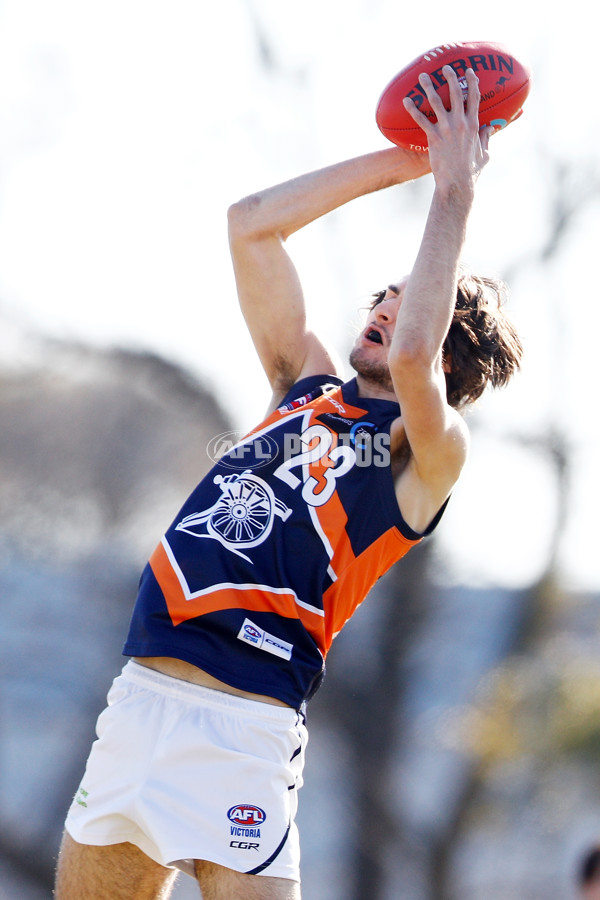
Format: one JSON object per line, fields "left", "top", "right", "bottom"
{"left": 376, "top": 41, "right": 532, "bottom": 151}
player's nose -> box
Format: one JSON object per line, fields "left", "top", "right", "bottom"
{"left": 374, "top": 296, "right": 398, "bottom": 322}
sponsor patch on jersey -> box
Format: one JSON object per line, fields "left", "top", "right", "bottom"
{"left": 277, "top": 382, "right": 343, "bottom": 413}
{"left": 237, "top": 618, "right": 293, "bottom": 661}
{"left": 316, "top": 412, "right": 379, "bottom": 443}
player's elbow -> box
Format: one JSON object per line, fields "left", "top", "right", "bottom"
{"left": 389, "top": 338, "right": 437, "bottom": 378}
{"left": 227, "top": 193, "right": 278, "bottom": 243}
{"left": 227, "top": 196, "right": 256, "bottom": 241}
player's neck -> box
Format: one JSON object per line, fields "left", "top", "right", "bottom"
{"left": 355, "top": 373, "right": 398, "bottom": 403}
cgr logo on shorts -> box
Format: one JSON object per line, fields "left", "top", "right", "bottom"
{"left": 230, "top": 840, "right": 260, "bottom": 851}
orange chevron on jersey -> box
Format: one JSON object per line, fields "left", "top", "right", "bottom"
{"left": 149, "top": 537, "right": 327, "bottom": 645}
{"left": 322, "top": 526, "right": 418, "bottom": 645}
{"left": 308, "top": 467, "right": 355, "bottom": 583}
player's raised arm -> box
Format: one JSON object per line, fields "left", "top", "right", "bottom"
{"left": 227, "top": 149, "right": 430, "bottom": 409}
{"left": 388, "top": 67, "right": 494, "bottom": 526}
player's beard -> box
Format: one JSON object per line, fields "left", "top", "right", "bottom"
{"left": 348, "top": 345, "right": 394, "bottom": 394}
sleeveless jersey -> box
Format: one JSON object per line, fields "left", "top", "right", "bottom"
{"left": 123, "top": 375, "right": 445, "bottom": 709}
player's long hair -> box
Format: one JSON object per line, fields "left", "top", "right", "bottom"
{"left": 443, "top": 266, "right": 523, "bottom": 409}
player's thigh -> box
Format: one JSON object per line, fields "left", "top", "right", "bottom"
{"left": 54, "top": 832, "right": 178, "bottom": 900}
{"left": 195, "top": 859, "right": 300, "bottom": 900}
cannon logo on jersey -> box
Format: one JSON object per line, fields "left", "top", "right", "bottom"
{"left": 175, "top": 471, "right": 292, "bottom": 562}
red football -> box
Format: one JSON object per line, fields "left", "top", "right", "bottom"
{"left": 376, "top": 41, "right": 532, "bottom": 151}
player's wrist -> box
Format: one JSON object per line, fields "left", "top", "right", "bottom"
{"left": 432, "top": 177, "right": 476, "bottom": 206}
{"left": 393, "top": 147, "right": 432, "bottom": 181}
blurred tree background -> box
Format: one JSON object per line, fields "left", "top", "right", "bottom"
{"left": 1, "top": 2, "right": 600, "bottom": 899}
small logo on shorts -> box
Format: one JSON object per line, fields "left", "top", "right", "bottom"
{"left": 230, "top": 840, "right": 260, "bottom": 851}
{"left": 228, "top": 804, "right": 266, "bottom": 827}
{"left": 75, "top": 787, "right": 89, "bottom": 808}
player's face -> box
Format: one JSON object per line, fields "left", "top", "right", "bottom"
{"left": 349, "top": 278, "right": 407, "bottom": 390}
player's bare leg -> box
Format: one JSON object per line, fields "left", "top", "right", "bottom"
{"left": 54, "top": 832, "right": 178, "bottom": 900}
{"left": 195, "top": 859, "right": 301, "bottom": 900}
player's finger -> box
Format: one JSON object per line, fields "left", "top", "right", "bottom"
{"left": 479, "top": 123, "right": 496, "bottom": 152}
{"left": 417, "top": 72, "right": 446, "bottom": 120}
{"left": 402, "top": 95, "right": 434, "bottom": 133}
{"left": 464, "top": 67, "right": 481, "bottom": 121}
{"left": 443, "top": 65, "right": 464, "bottom": 113}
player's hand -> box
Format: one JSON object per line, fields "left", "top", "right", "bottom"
{"left": 402, "top": 66, "right": 494, "bottom": 197}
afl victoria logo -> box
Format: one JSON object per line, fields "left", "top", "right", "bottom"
{"left": 227, "top": 805, "right": 267, "bottom": 827}
{"left": 243, "top": 623, "right": 262, "bottom": 642}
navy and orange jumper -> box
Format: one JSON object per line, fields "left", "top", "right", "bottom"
{"left": 124, "top": 375, "right": 445, "bottom": 709}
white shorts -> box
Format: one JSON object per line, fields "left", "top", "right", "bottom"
{"left": 65, "top": 661, "right": 308, "bottom": 881}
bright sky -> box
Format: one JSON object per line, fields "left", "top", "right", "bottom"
{"left": 1, "top": 0, "right": 598, "bottom": 590}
